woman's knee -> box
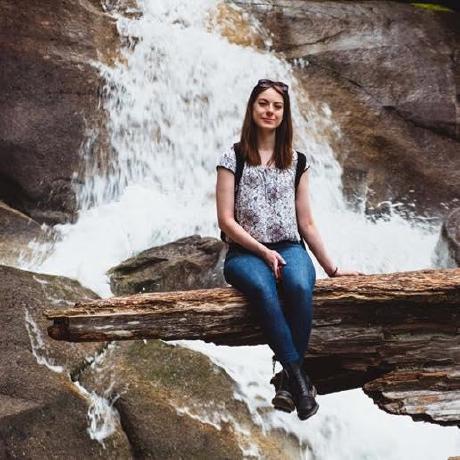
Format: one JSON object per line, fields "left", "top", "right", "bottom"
{"left": 246, "top": 278, "right": 279, "bottom": 305}
{"left": 224, "top": 261, "right": 276, "bottom": 300}
{"left": 284, "top": 279, "right": 314, "bottom": 300}
{"left": 282, "top": 282, "right": 314, "bottom": 321}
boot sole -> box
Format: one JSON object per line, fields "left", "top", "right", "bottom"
{"left": 298, "top": 401, "right": 319, "bottom": 421}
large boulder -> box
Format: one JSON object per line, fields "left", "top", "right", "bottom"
{"left": 0, "top": 201, "right": 50, "bottom": 266}
{"left": 107, "top": 235, "right": 227, "bottom": 295}
{"left": 232, "top": 1, "right": 460, "bottom": 219}
{"left": 434, "top": 207, "right": 460, "bottom": 267}
{"left": 0, "top": 265, "right": 131, "bottom": 458}
{"left": 0, "top": 0, "right": 119, "bottom": 224}
{"left": 79, "top": 339, "right": 304, "bottom": 459}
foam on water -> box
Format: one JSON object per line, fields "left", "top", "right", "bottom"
{"left": 73, "top": 380, "right": 121, "bottom": 445}
{"left": 18, "top": 0, "right": 460, "bottom": 457}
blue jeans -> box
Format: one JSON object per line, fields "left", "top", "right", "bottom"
{"left": 223, "top": 241, "right": 316, "bottom": 367}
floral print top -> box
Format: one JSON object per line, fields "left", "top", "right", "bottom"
{"left": 216, "top": 145, "right": 310, "bottom": 244}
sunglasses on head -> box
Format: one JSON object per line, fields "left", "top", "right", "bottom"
{"left": 257, "top": 79, "right": 289, "bottom": 93}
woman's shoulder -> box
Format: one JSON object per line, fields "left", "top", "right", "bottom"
{"left": 215, "top": 144, "right": 237, "bottom": 173}
{"left": 292, "top": 149, "right": 310, "bottom": 172}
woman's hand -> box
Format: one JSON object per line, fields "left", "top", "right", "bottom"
{"left": 331, "top": 267, "right": 365, "bottom": 277}
{"left": 260, "top": 248, "right": 286, "bottom": 281}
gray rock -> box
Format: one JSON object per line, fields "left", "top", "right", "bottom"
{"left": 0, "top": 0, "right": 119, "bottom": 224}
{"left": 79, "top": 339, "right": 304, "bottom": 459}
{"left": 0, "top": 201, "right": 51, "bottom": 266}
{"left": 107, "top": 235, "right": 227, "bottom": 296}
{"left": 0, "top": 265, "right": 131, "bottom": 458}
{"left": 434, "top": 207, "right": 460, "bottom": 267}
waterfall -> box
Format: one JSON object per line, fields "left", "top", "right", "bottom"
{"left": 23, "top": 0, "right": 459, "bottom": 458}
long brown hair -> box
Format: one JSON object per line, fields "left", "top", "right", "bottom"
{"left": 239, "top": 82, "right": 293, "bottom": 169}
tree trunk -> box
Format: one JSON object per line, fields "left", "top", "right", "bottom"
{"left": 45, "top": 268, "right": 460, "bottom": 426}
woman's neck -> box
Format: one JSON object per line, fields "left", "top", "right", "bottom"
{"left": 257, "top": 129, "right": 276, "bottom": 155}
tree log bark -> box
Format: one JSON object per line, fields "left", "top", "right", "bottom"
{"left": 45, "top": 268, "right": 460, "bottom": 426}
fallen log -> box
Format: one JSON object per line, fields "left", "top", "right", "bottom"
{"left": 45, "top": 268, "right": 460, "bottom": 426}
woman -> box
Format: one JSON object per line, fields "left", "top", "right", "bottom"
{"left": 215, "top": 79, "right": 362, "bottom": 421}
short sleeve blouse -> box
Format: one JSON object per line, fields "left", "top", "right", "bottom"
{"left": 216, "top": 145, "right": 310, "bottom": 244}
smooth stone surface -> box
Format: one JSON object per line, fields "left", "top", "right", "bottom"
{"left": 435, "top": 207, "right": 460, "bottom": 267}
{"left": 0, "top": 201, "right": 51, "bottom": 266}
{"left": 0, "top": 0, "right": 119, "bottom": 224}
{"left": 0, "top": 265, "right": 131, "bottom": 458}
{"left": 107, "top": 235, "right": 227, "bottom": 295}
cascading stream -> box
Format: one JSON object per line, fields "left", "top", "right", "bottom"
{"left": 22, "top": 1, "right": 460, "bottom": 458}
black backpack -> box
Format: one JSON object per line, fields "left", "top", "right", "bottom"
{"left": 220, "top": 142, "right": 308, "bottom": 249}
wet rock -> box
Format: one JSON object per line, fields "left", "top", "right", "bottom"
{"left": 0, "top": 265, "right": 131, "bottom": 458}
{"left": 79, "top": 340, "right": 305, "bottom": 459}
{"left": 107, "top": 235, "right": 227, "bottom": 296}
{"left": 434, "top": 207, "right": 460, "bottom": 267}
{"left": 235, "top": 0, "right": 460, "bottom": 219}
{"left": 210, "top": 2, "right": 268, "bottom": 49}
{"left": 0, "top": 0, "right": 119, "bottom": 225}
{"left": 0, "top": 201, "right": 52, "bottom": 266}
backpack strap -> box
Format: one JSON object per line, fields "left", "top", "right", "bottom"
{"left": 295, "top": 151, "right": 307, "bottom": 191}
{"left": 295, "top": 151, "right": 308, "bottom": 250}
{"left": 233, "top": 142, "right": 245, "bottom": 191}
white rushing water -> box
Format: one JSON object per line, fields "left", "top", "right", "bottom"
{"left": 20, "top": 0, "right": 459, "bottom": 458}
{"left": 24, "top": 306, "right": 120, "bottom": 445}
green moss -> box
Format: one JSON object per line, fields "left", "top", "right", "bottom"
{"left": 125, "top": 340, "right": 237, "bottom": 404}
{"left": 410, "top": 3, "right": 453, "bottom": 12}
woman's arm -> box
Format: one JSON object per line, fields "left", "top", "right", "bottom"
{"left": 296, "top": 170, "right": 362, "bottom": 277}
{"left": 216, "top": 167, "right": 286, "bottom": 278}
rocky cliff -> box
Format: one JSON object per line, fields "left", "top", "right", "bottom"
{"left": 0, "top": 0, "right": 118, "bottom": 224}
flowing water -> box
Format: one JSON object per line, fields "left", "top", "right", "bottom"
{"left": 19, "top": 0, "right": 460, "bottom": 458}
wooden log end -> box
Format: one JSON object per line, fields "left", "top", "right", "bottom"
{"left": 47, "top": 321, "right": 68, "bottom": 341}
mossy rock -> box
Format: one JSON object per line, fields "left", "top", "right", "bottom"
{"left": 411, "top": 2, "right": 453, "bottom": 12}
{"left": 125, "top": 340, "right": 237, "bottom": 407}
{"left": 79, "top": 340, "right": 304, "bottom": 459}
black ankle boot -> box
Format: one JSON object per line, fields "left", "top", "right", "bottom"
{"left": 285, "top": 362, "right": 319, "bottom": 421}
{"left": 270, "top": 369, "right": 295, "bottom": 413}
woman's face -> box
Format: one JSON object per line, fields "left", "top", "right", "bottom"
{"left": 252, "top": 87, "right": 284, "bottom": 131}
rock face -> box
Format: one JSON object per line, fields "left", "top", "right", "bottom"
{"left": 0, "top": 0, "right": 118, "bottom": 224}
{"left": 0, "top": 265, "right": 131, "bottom": 458}
{"left": 79, "top": 340, "right": 303, "bottom": 459}
{"left": 232, "top": 0, "right": 460, "bottom": 219}
{"left": 0, "top": 201, "right": 50, "bottom": 266}
{"left": 434, "top": 207, "right": 460, "bottom": 268}
{"left": 108, "top": 235, "right": 227, "bottom": 295}
{"left": 439, "top": 208, "right": 460, "bottom": 266}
